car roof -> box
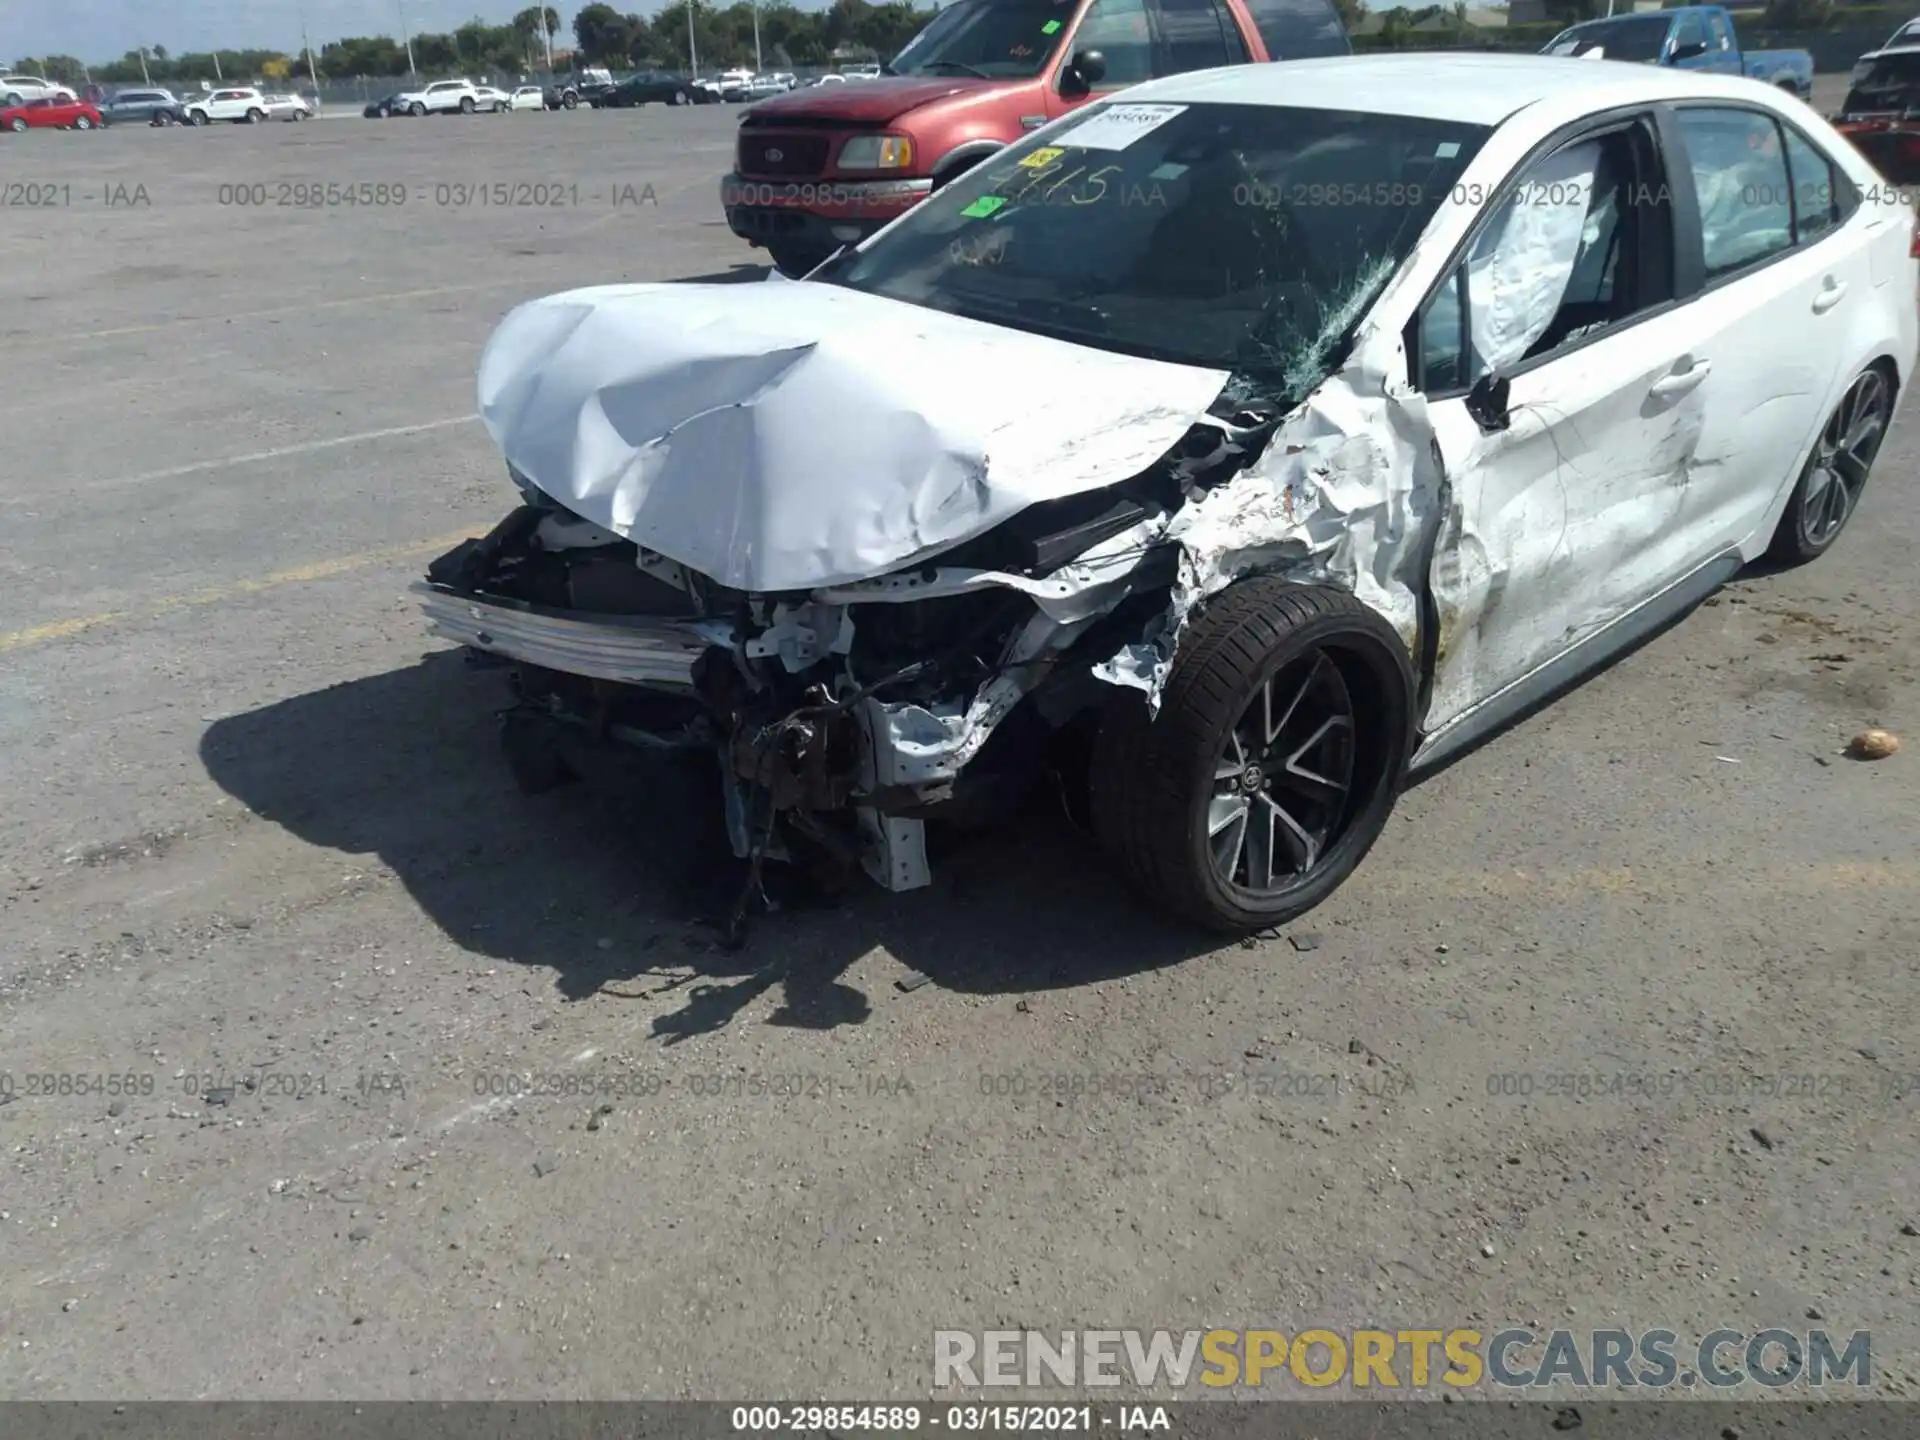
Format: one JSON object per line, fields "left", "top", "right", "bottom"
{"left": 1121, "top": 52, "right": 1801, "bottom": 127}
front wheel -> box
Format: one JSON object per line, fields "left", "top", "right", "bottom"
{"left": 458, "top": 96, "right": 475, "bottom": 113}
{"left": 671, "top": 88, "right": 688, "bottom": 105}
{"left": 74, "top": 114, "right": 93, "bottom": 129}
{"left": 1768, "top": 364, "right": 1894, "bottom": 565}
{"left": 1089, "top": 580, "right": 1415, "bottom": 933}
{"left": 10, "top": 116, "right": 28, "bottom": 132}
{"left": 766, "top": 243, "right": 832, "bottom": 278}
{"left": 245, "top": 108, "right": 263, "bottom": 123}
{"left": 409, "top": 102, "right": 426, "bottom": 116}
{"left": 190, "top": 110, "right": 208, "bottom": 125}
{"left": 561, "top": 92, "right": 577, "bottom": 109}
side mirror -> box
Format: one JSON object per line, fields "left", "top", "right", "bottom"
{"left": 1465, "top": 371, "right": 1511, "bottom": 433}
{"left": 1061, "top": 48, "right": 1106, "bottom": 95}
{"left": 1668, "top": 39, "right": 1708, "bottom": 61}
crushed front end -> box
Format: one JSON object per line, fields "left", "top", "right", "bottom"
{"left": 417, "top": 466, "right": 1197, "bottom": 899}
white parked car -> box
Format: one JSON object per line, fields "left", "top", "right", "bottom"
{"left": 184, "top": 88, "right": 271, "bottom": 124}
{"left": 418, "top": 55, "right": 1916, "bottom": 931}
{"left": 0, "top": 75, "right": 76, "bottom": 106}
{"left": 471, "top": 85, "right": 513, "bottom": 112}
{"left": 394, "top": 79, "right": 482, "bottom": 115}
{"left": 260, "top": 92, "right": 313, "bottom": 121}
{"left": 509, "top": 85, "right": 546, "bottom": 111}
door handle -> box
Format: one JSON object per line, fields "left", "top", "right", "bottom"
{"left": 1649, "top": 361, "right": 1712, "bottom": 399}
{"left": 1812, "top": 278, "right": 1848, "bottom": 313}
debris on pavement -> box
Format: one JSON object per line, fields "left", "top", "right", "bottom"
{"left": 1750, "top": 1126, "right": 1776, "bottom": 1151}
{"left": 1848, "top": 728, "right": 1900, "bottom": 760}
{"left": 1289, "top": 932, "right": 1324, "bottom": 952}
{"left": 895, "top": 970, "right": 933, "bottom": 993}
{"left": 533, "top": 1156, "right": 558, "bottom": 1177}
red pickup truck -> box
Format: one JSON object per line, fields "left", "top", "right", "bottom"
{"left": 721, "top": 0, "right": 1351, "bottom": 275}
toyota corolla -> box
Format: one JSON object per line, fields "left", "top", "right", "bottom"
{"left": 418, "top": 54, "right": 1916, "bottom": 932}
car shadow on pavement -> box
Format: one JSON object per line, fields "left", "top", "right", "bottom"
{"left": 198, "top": 649, "right": 1214, "bottom": 1040}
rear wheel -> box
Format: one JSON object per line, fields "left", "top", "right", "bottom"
{"left": 1767, "top": 363, "right": 1894, "bottom": 565}
{"left": 409, "top": 101, "right": 425, "bottom": 116}
{"left": 672, "top": 88, "right": 689, "bottom": 105}
{"left": 1089, "top": 580, "right": 1415, "bottom": 933}
{"left": 245, "top": 107, "right": 263, "bottom": 123}
{"left": 459, "top": 96, "right": 475, "bottom": 113}
{"left": 73, "top": 114, "right": 93, "bottom": 129}
{"left": 9, "top": 116, "right": 26, "bottom": 132}
{"left": 562, "top": 92, "right": 578, "bottom": 109}
{"left": 190, "top": 110, "right": 208, "bottom": 125}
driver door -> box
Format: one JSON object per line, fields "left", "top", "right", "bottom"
{"left": 1415, "top": 114, "right": 1716, "bottom": 734}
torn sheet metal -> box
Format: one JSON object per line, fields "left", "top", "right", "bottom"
{"left": 475, "top": 281, "right": 1229, "bottom": 594}
{"left": 1095, "top": 338, "right": 1441, "bottom": 705}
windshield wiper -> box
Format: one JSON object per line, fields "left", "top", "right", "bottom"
{"left": 915, "top": 60, "right": 992, "bottom": 78}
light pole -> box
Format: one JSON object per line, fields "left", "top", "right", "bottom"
{"left": 138, "top": 47, "right": 151, "bottom": 84}
{"left": 753, "top": 2, "right": 762, "bottom": 72}
{"left": 299, "top": 0, "right": 320, "bottom": 87}
{"left": 688, "top": 1, "right": 699, "bottom": 76}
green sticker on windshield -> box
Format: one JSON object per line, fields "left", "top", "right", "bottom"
{"left": 961, "top": 195, "right": 1007, "bottom": 218}
{"left": 1041, "top": 19, "right": 1062, "bottom": 33}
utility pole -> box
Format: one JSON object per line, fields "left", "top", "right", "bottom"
{"left": 543, "top": 14, "right": 555, "bottom": 72}
{"left": 397, "top": 0, "right": 418, "bottom": 75}
{"left": 688, "top": 1, "right": 699, "bottom": 76}
{"left": 138, "top": 47, "right": 151, "bottom": 84}
{"left": 300, "top": 0, "right": 320, "bottom": 86}
{"left": 753, "top": 2, "right": 762, "bottom": 72}
{"left": 213, "top": 50, "right": 224, "bottom": 80}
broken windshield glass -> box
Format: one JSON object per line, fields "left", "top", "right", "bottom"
{"left": 827, "top": 102, "right": 1491, "bottom": 399}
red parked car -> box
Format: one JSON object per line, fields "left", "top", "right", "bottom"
{"left": 721, "top": 0, "right": 1350, "bottom": 275}
{"left": 0, "top": 95, "right": 106, "bottom": 131}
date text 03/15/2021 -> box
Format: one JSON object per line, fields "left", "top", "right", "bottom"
{"left": 729, "top": 1405, "right": 1171, "bottom": 1431}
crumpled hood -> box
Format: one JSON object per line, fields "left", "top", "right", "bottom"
{"left": 475, "top": 281, "right": 1229, "bottom": 593}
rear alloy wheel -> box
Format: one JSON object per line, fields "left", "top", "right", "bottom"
{"left": 8, "top": 116, "right": 26, "bottom": 132}
{"left": 246, "top": 107, "right": 264, "bottom": 123}
{"left": 1090, "top": 580, "right": 1414, "bottom": 933}
{"left": 410, "top": 101, "right": 426, "bottom": 116}
{"left": 1769, "top": 364, "right": 1892, "bottom": 564}
{"left": 74, "top": 115, "right": 93, "bottom": 129}
{"left": 190, "top": 110, "right": 208, "bottom": 125}
{"left": 672, "top": 88, "right": 689, "bottom": 105}
{"left": 459, "top": 96, "right": 475, "bottom": 113}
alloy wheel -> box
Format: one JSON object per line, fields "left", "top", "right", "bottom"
{"left": 1207, "top": 649, "right": 1357, "bottom": 893}
{"left": 1800, "top": 368, "right": 1890, "bottom": 549}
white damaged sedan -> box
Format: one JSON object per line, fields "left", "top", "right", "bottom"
{"left": 419, "top": 54, "right": 1916, "bottom": 932}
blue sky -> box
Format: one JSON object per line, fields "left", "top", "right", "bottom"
{"left": 2, "top": 0, "right": 832, "bottom": 63}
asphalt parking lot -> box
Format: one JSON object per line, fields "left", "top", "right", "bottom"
{"left": 2, "top": 102, "right": 1919, "bottom": 1402}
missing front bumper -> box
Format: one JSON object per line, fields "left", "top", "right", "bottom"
{"left": 412, "top": 582, "right": 729, "bottom": 689}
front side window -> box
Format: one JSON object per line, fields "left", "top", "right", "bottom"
{"left": 1072, "top": 0, "right": 1158, "bottom": 87}
{"left": 887, "top": 0, "right": 1077, "bottom": 79}
{"left": 1674, "top": 107, "right": 1792, "bottom": 279}
{"left": 1544, "top": 16, "right": 1669, "bottom": 62}
{"left": 1416, "top": 122, "right": 1672, "bottom": 391}
{"left": 827, "top": 102, "right": 1490, "bottom": 396}
{"left": 1673, "top": 14, "right": 1709, "bottom": 52}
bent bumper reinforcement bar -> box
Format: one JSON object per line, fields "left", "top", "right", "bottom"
{"left": 412, "top": 582, "right": 724, "bottom": 688}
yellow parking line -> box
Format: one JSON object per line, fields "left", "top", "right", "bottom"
{"left": 0, "top": 529, "right": 479, "bottom": 655}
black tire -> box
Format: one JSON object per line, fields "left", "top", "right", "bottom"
{"left": 74, "top": 114, "right": 93, "bottom": 129}
{"left": 190, "top": 110, "right": 208, "bottom": 125}
{"left": 9, "top": 116, "right": 27, "bottom": 132}
{"left": 1089, "top": 579, "right": 1414, "bottom": 933}
{"left": 409, "top": 101, "right": 425, "bottom": 116}
{"left": 1767, "top": 362, "right": 1895, "bottom": 566}
{"left": 562, "top": 92, "right": 578, "bottom": 109}
{"left": 767, "top": 243, "right": 832, "bottom": 277}
{"left": 672, "top": 88, "right": 689, "bottom": 105}
{"left": 459, "top": 96, "right": 475, "bottom": 113}
{"left": 245, "top": 108, "right": 263, "bottom": 123}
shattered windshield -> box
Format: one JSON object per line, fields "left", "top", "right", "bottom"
{"left": 1543, "top": 16, "right": 1669, "bottom": 61}
{"left": 887, "top": 0, "right": 1077, "bottom": 79}
{"left": 1845, "top": 51, "right": 1920, "bottom": 112}
{"left": 826, "top": 102, "right": 1490, "bottom": 396}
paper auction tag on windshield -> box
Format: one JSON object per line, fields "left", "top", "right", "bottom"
{"left": 1060, "top": 103, "right": 1187, "bottom": 152}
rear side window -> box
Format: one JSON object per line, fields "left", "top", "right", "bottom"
{"left": 1780, "top": 123, "right": 1856, "bottom": 243}
{"left": 1240, "top": 0, "right": 1349, "bottom": 60}
{"left": 1156, "top": 0, "right": 1248, "bottom": 70}
{"left": 1674, "top": 108, "right": 1793, "bottom": 279}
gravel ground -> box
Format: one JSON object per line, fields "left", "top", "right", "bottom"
{"left": 0, "top": 104, "right": 1917, "bottom": 1404}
